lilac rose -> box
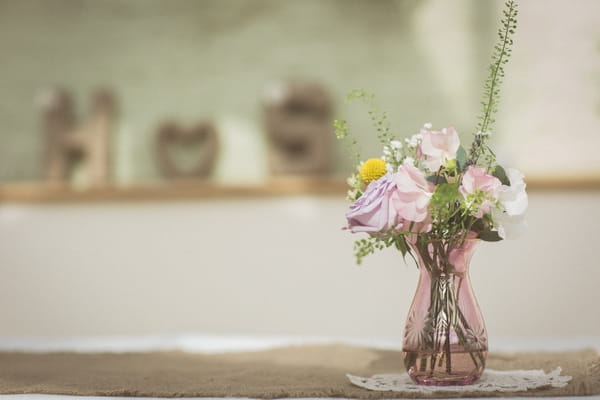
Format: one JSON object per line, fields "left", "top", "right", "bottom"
{"left": 346, "top": 173, "right": 398, "bottom": 233}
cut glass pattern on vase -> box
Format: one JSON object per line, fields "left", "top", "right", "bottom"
{"left": 402, "top": 238, "right": 488, "bottom": 386}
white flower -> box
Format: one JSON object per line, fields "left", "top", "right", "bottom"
{"left": 493, "top": 208, "right": 527, "bottom": 239}
{"left": 493, "top": 168, "right": 528, "bottom": 239}
{"left": 403, "top": 156, "right": 415, "bottom": 166}
{"left": 499, "top": 168, "right": 528, "bottom": 216}
{"left": 423, "top": 122, "right": 433, "bottom": 129}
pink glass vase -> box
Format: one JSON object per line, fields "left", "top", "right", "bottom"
{"left": 402, "top": 238, "right": 488, "bottom": 386}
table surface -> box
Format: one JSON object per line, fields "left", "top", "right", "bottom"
{"left": 0, "top": 334, "right": 599, "bottom": 353}
{"left": 0, "top": 335, "right": 598, "bottom": 400}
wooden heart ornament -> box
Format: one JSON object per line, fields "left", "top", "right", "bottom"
{"left": 263, "top": 82, "right": 333, "bottom": 175}
{"left": 155, "top": 121, "right": 219, "bottom": 179}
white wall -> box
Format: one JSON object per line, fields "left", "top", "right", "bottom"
{"left": 0, "top": 191, "right": 599, "bottom": 341}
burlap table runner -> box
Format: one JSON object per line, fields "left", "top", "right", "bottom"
{"left": 0, "top": 345, "right": 598, "bottom": 398}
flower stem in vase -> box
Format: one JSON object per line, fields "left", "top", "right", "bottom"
{"left": 402, "top": 238, "right": 488, "bottom": 385}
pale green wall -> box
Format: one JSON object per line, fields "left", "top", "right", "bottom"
{"left": 0, "top": 0, "right": 494, "bottom": 183}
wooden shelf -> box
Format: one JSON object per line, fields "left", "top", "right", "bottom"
{"left": 1, "top": 175, "right": 599, "bottom": 203}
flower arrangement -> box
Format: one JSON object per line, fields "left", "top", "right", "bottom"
{"left": 335, "top": 1, "right": 526, "bottom": 266}
{"left": 334, "top": 1, "right": 524, "bottom": 385}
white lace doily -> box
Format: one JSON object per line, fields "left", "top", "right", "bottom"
{"left": 347, "top": 367, "right": 571, "bottom": 393}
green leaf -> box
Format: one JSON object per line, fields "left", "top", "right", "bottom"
{"left": 394, "top": 235, "right": 418, "bottom": 266}
{"left": 430, "top": 182, "right": 460, "bottom": 208}
{"left": 426, "top": 175, "right": 447, "bottom": 185}
{"left": 493, "top": 165, "right": 510, "bottom": 186}
{"left": 394, "top": 235, "right": 408, "bottom": 257}
{"left": 456, "top": 146, "right": 467, "bottom": 172}
{"left": 478, "top": 230, "right": 503, "bottom": 242}
{"left": 470, "top": 219, "right": 485, "bottom": 233}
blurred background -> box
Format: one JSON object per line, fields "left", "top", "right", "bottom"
{"left": 0, "top": 0, "right": 598, "bottom": 346}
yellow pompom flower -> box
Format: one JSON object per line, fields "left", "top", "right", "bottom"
{"left": 359, "top": 158, "right": 387, "bottom": 184}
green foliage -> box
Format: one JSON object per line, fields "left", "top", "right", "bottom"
{"left": 478, "top": 230, "right": 503, "bottom": 242}
{"left": 394, "top": 235, "right": 410, "bottom": 260}
{"left": 353, "top": 231, "right": 416, "bottom": 266}
{"left": 334, "top": 89, "right": 398, "bottom": 167}
{"left": 333, "top": 118, "right": 361, "bottom": 164}
{"left": 463, "top": 189, "right": 488, "bottom": 217}
{"left": 426, "top": 175, "right": 447, "bottom": 185}
{"left": 353, "top": 235, "right": 392, "bottom": 265}
{"left": 469, "top": 1, "right": 518, "bottom": 166}
{"left": 429, "top": 183, "right": 463, "bottom": 239}
{"left": 472, "top": 216, "right": 504, "bottom": 242}
{"left": 456, "top": 146, "right": 467, "bottom": 172}
{"left": 353, "top": 237, "right": 376, "bottom": 265}
{"left": 492, "top": 165, "right": 510, "bottom": 186}
{"left": 333, "top": 118, "right": 348, "bottom": 139}
{"left": 430, "top": 183, "right": 460, "bottom": 211}
{"left": 345, "top": 90, "right": 395, "bottom": 147}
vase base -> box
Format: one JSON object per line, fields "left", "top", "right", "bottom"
{"left": 410, "top": 374, "right": 481, "bottom": 386}
{"left": 403, "top": 349, "right": 487, "bottom": 386}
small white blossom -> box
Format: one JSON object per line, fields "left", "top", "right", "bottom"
{"left": 390, "top": 140, "right": 403, "bottom": 149}
{"left": 346, "top": 189, "right": 359, "bottom": 201}
{"left": 346, "top": 174, "right": 358, "bottom": 187}
{"left": 423, "top": 122, "right": 432, "bottom": 129}
{"left": 403, "top": 156, "right": 415, "bottom": 166}
{"left": 406, "top": 133, "right": 422, "bottom": 147}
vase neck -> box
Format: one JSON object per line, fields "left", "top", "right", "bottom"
{"left": 408, "top": 238, "right": 479, "bottom": 276}
{"left": 418, "top": 267, "right": 470, "bottom": 283}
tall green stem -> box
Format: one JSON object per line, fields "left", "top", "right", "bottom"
{"left": 468, "top": 0, "right": 518, "bottom": 166}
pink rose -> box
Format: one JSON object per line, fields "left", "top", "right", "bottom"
{"left": 459, "top": 166, "right": 501, "bottom": 218}
{"left": 346, "top": 173, "right": 397, "bottom": 233}
{"left": 419, "top": 126, "right": 460, "bottom": 172}
{"left": 391, "top": 163, "right": 434, "bottom": 223}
